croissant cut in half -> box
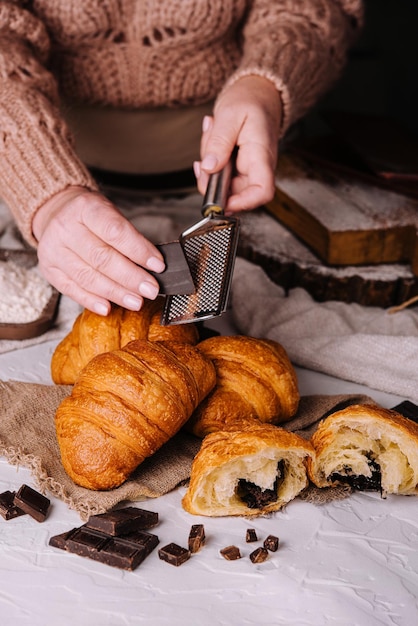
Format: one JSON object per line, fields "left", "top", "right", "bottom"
{"left": 307, "top": 403, "right": 418, "bottom": 495}
{"left": 55, "top": 339, "right": 216, "bottom": 490}
{"left": 182, "top": 423, "right": 314, "bottom": 517}
{"left": 51, "top": 299, "right": 199, "bottom": 384}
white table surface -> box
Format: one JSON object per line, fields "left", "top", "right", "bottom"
{"left": 0, "top": 314, "right": 417, "bottom": 626}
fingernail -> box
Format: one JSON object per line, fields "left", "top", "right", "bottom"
{"left": 193, "top": 161, "right": 201, "bottom": 179}
{"left": 202, "top": 115, "right": 211, "bottom": 132}
{"left": 123, "top": 294, "right": 143, "bottom": 310}
{"left": 94, "top": 302, "right": 110, "bottom": 316}
{"left": 201, "top": 154, "right": 218, "bottom": 172}
{"left": 147, "top": 256, "right": 165, "bottom": 273}
{"left": 139, "top": 280, "right": 159, "bottom": 299}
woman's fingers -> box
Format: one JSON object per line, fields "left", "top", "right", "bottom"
{"left": 34, "top": 186, "right": 166, "bottom": 313}
{"left": 40, "top": 246, "right": 148, "bottom": 315}
{"left": 195, "top": 75, "right": 282, "bottom": 211}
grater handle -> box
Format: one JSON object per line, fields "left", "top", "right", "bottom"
{"left": 201, "top": 155, "right": 234, "bottom": 218}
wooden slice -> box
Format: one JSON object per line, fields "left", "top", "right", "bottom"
{"left": 237, "top": 209, "right": 418, "bottom": 308}
{"left": 266, "top": 154, "right": 418, "bottom": 274}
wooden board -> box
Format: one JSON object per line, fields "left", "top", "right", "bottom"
{"left": 266, "top": 154, "right": 418, "bottom": 275}
{"left": 237, "top": 209, "right": 418, "bottom": 308}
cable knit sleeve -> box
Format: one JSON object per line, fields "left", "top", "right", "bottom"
{"left": 218, "top": 0, "right": 364, "bottom": 136}
{"left": 0, "top": 1, "right": 98, "bottom": 246}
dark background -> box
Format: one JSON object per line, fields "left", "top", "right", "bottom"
{"left": 304, "top": 0, "right": 418, "bottom": 137}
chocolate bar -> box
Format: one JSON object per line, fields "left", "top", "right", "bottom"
{"left": 49, "top": 525, "right": 159, "bottom": 570}
{"left": 188, "top": 524, "right": 205, "bottom": 553}
{"left": 0, "top": 490, "right": 26, "bottom": 521}
{"left": 249, "top": 547, "right": 269, "bottom": 564}
{"left": 220, "top": 545, "right": 241, "bottom": 561}
{"left": 158, "top": 543, "right": 190, "bottom": 566}
{"left": 65, "top": 528, "right": 150, "bottom": 570}
{"left": 263, "top": 535, "right": 279, "bottom": 552}
{"left": 85, "top": 506, "right": 158, "bottom": 536}
{"left": 13, "top": 484, "right": 50, "bottom": 522}
{"left": 246, "top": 528, "right": 258, "bottom": 543}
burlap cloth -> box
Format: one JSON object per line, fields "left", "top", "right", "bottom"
{"left": 0, "top": 379, "right": 374, "bottom": 520}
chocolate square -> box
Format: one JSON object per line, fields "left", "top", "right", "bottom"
{"left": 158, "top": 543, "right": 190, "bottom": 566}
{"left": 13, "top": 484, "right": 50, "bottom": 522}
{"left": 49, "top": 528, "right": 78, "bottom": 550}
{"left": 98, "top": 539, "right": 147, "bottom": 570}
{"left": 66, "top": 527, "right": 109, "bottom": 559}
{"left": 0, "top": 490, "right": 26, "bottom": 521}
{"left": 85, "top": 507, "right": 158, "bottom": 536}
{"left": 117, "top": 529, "right": 159, "bottom": 555}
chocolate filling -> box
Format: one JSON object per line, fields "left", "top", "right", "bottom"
{"left": 329, "top": 455, "right": 382, "bottom": 491}
{"left": 237, "top": 460, "right": 285, "bottom": 509}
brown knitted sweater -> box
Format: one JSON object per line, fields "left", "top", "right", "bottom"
{"left": 0, "top": 0, "right": 363, "bottom": 245}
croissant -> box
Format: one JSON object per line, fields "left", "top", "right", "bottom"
{"left": 307, "top": 403, "right": 418, "bottom": 495}
{"left": 55, "top": 339, "right": 216, "bottom": 490}
{"left": 182, "top": 422, "right": 314, "bottom": 516}
{"left": 186, "top": 335, "right": 300, "bottom": 437}
{"left": 51, "top": 298, "right": 199, "bottom": 384}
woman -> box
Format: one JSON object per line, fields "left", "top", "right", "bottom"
{"left": 0, "top": 1, "right": 363, "bottom": 314}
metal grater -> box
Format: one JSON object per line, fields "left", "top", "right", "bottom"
{"left": 161, "top": 157, "right": 240, "bottom": 325}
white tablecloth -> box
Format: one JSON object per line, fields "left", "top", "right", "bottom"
{"left": 0, "top": 312, "right": 417, "bottom": 626}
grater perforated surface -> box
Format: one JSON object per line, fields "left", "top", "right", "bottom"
{"left": 161, "top": 217, "right": 239, "bottom": 324}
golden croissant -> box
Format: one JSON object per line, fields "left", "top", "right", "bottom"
{"left": 55, "top": 339, "right": 216, "bottom": 490}
{"left": 307, "top": 403, "right": 418, "bottom": 496}
{"left": 186, "top": 335, "right": 300, "bottom": 437}
{"left": 182, "top": 422, "right": 314, "bottom": 516}
{"left": 51, "top": 298, "right": 199, "bottom": 384}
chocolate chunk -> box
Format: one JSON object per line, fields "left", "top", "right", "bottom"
{"left": 392, "top": 400, "right": 418, "bottom": 424}
{"left": 249, "top": 547, "right": 269, "bottom": 564}
{"left": 329, "top": 456, "right": 382, "bottom": 492}
{"left": 158, "top": 543, "right": 190, "bottom": 566}
{"left": 246, "top": 528, "right": 258, "bottom": 543}
{"left": 264, "top": 535, "right": 279, "bottom": 552}
{"left": 0, "top": 490, "right": 26, "bottom": 521}
{"left": 188, "top": 524, "right": 206, "bottom": 553}
{"left": 49, "top": 526, "right": 159, "bottom": 570}
{"left": 237, "top": 460, "right": 285, "bottom": 509}
{"left": 220, "top": 545, "right": 241, "bottom": 561}
{"left": 85, "top": 506, "right": 158, "bottom": 536}
{"left": 13, "top": 484, "right": 50, "bottom": 522}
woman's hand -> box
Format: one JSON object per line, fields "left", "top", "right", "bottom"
{"left": 194, "top": 75, "right": 282, "bottom": 214}
{"left": 32, "top": 186, "right": 165, "bottom": 315}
